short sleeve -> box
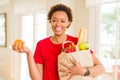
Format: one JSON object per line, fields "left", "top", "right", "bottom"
{"left": 33, "top": 42, "right": 43, "bottom": 64}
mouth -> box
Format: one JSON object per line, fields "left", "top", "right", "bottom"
{"left": 55, "top": 27, "right": 62, "bottom": 31}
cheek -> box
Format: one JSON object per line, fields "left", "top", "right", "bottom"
{"left": 51, "top": 24, "right": 55, "bottom": 30}
{"left": 51, "top": 22, "right": 56, "bottom": 26}
{"left": 50, "top": 24, "right": 56, "bottom": 31}
{"left": 63, "top": 24, "right": 69, "bottom": 28}
{"left": 62, "top": 25, "right": 67, "bottom": 31}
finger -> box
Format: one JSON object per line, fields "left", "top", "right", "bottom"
{"left": 60, "top": 73, "right": 70, "bottom": 77}
{"left": 18, "top": 42, "right": 22, "bottom": 49}
{"left": 59, "top": 69, "right": 71, "bottom": 73}
{"left": 18, "top": 46, "right": 26, "bottom": 53}
{"left": 67, "top": 75, "right": 72, "bottom": 80}
{"left": 60, "top": 63, "right": 71, "bottom": 69}
{"left": 18, "top": 41, "right": 24, "bottom": 49}
{"left": 13, "top": 42, "right": 21, "bottom": 53}
{"left": 59, "top": 69, "right": 66, "bottom": 72}
{"left": 70, "top": 56, "right": 77, "bottom": 65}
{"left": 14, "top": 42, "right": 20, "bottom": 51}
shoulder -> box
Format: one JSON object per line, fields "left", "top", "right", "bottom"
{"left": 37, "top": 37, "right": 51, "bottom": 46}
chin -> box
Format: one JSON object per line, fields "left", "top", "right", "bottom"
{"left": 55, "top": 34, "right": 61, "bottom": 36}
{"left": 54, "top": 33, "right": 63, "bottom": 36}
{"left": 54, "top": 31, "right": 65, "bottom": 36}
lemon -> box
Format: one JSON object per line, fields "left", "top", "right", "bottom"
{"left": 78, "top": 42, "right": 89, "bottom": 50}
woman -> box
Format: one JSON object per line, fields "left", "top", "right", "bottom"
{"left": 12, "top": 4, "right": 104, "bottom": 80}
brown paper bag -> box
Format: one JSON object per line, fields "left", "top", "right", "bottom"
{"left": 58, "top": 49, "right": 96, "bottom": 80}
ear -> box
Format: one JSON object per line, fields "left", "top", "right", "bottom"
{"left": 67, "top": 21, "right": 71, "bottom": 28}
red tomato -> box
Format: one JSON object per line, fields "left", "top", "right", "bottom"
{"left": 64, "top": 44, "right": 76, "bottom": 53}
{"left": 64, "top": 42, "right": 72, "bottom": 48}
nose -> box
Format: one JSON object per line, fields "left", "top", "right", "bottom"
{"left": 56, "top": 21, "right": 60, "bottom": 26}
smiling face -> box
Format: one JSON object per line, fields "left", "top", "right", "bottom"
{"left": 50, "top": 11, "right": 71, "bottom": 36}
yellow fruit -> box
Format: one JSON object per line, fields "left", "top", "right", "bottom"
{"left": 78, "top": 42, "right": 89, "bottom": 50}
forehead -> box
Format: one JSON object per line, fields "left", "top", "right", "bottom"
{"left": 51, "top": 11, "right": 68, "bottom": 19}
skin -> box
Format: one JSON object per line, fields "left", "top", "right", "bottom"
{"left": 12, "top": 11, "right": 105, "bottom": 80}
{"left": 50, "top": 11, "right": 70, "bottom": 44}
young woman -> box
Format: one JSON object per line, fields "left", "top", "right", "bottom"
{"left": 12, "top": 4, "right": 104, "bottom": 80}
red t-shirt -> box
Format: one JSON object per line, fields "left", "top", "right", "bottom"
{"left": 33, "top": 35, "right": 93, "bottom": 80}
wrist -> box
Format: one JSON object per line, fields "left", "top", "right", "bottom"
{"left": 26, "top": 50, "right": 32, "bottom": 54}
{"left": 82, "top": 68, "right": 87, "bottom": 75}
{"left": 83, "top": 68, "right": 90, "bottom": 76}
{"left": 26, "top": 50, "right": 33, "bottom": 55}
{"left": 25, "top": 48, "right": 32, "bottom": 54}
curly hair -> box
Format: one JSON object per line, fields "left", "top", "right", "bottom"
{"left": 47, "top": 4, "right": 73, "bottom": 28}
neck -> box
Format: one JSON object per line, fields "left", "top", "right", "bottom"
{"left": 51, "top": 34, "right": 67, "bottom": 44}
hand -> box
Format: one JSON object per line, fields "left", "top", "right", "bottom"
{"left": 59, "top": 56, "right": 86, "bottom": 80}
{"left": 12, "top": 43, "right": 31, "bottom": 54}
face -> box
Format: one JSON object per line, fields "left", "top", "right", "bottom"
{"left": 50, "top": 11, "right": 71, "bottom": 36}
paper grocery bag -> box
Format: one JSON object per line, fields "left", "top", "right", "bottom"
{"left": 58, "top": 49, "right": 96, "bottom": 80}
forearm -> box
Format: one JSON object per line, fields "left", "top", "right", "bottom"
{"left": 85, "top": 54, "right": 105, "bottom": 77}
{"left": 12, "top": 42, "right": 42, "bottom": 80}
{"left": 88, "top": 64, "right": 105, "bottom": 77}
{"left": 26, "top": 52, "right": 42, "bottom": 80}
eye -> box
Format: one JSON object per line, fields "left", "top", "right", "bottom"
{"left": 61, "top": 20, "right": 66, "bottom": 23}
{"left": 51, "top": 19, "right": 57, "bottom": 22}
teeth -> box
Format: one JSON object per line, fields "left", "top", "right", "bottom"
{"left": 56, "top": 27, "right": 62, "bottom": 31}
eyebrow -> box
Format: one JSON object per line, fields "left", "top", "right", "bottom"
{"left": 52, "top": 18, "right": 67, "bottom": 21}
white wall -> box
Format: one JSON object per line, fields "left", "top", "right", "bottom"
{"left": 0, "top": 3, "right": 19, "bottom": 80}
{"left": 74, "top": 0, "right": 89, "bottom": 39}
{"left": 0, "top": 0, "right": 89, "bottom": 80}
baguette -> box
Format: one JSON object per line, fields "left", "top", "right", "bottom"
{"left": 77, "top": 27, "right": 87, "bottom": 44}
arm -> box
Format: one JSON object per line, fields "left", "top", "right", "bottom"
{"left": 59, "top": 54, "right": 105, "bottom": 78}
{"left": 12, "top": 45, "right": 43, "bottom": 80}
{"left": 88, "top": 54, "right": 105, "bottom": 77}
{"left": 26, "top": 51, "right": 43, "bottom": 80}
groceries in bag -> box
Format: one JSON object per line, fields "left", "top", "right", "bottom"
{"left": 58, "top": 27, "right": 95, "bottom": 80}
